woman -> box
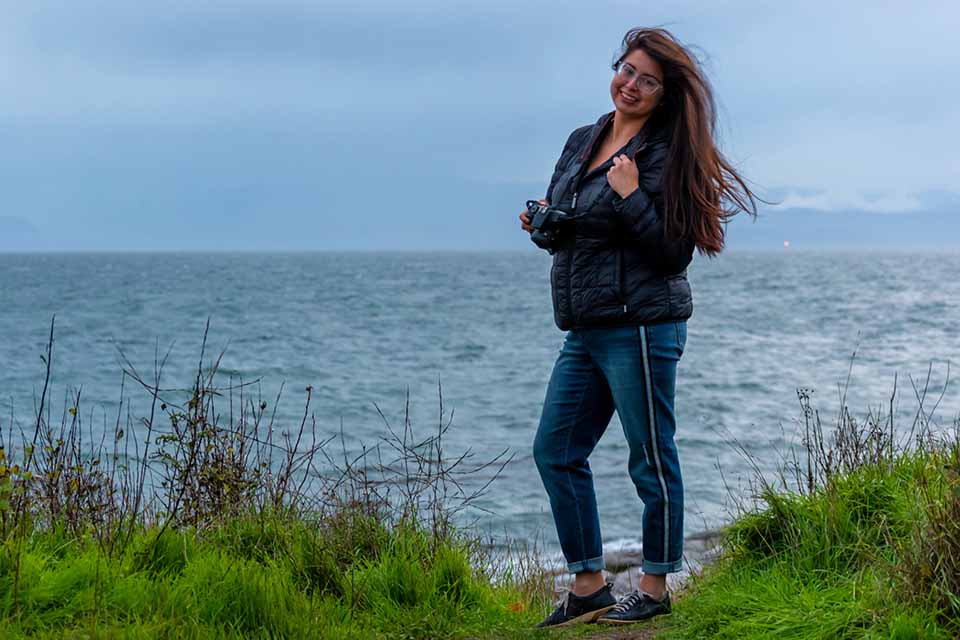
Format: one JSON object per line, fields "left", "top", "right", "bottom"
{"left": 520, "top": 27, "right": 757, "bottom": 628}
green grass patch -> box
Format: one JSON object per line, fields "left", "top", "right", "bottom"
{"left": 660, "top": 447, "right": 960, "bottom": 640}
{"left": 0, "top": 515, "right": 561, "bottom": 639}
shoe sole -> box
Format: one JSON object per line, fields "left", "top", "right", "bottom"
{"left": 596, "top": 609, "right": 671, "bottom": 625}
{"left": 552, "top": 604, "right": 618, "bottom": 627}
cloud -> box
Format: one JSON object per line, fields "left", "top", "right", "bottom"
{"left": 0, "top": 1, "right": 958, "bottom": 249}
{"left": 774, "top": 190, "right": 926, "bottom": 214}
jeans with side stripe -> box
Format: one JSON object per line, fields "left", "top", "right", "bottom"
{"left": 533, "top": 322, "right": 686, "bottom": 575}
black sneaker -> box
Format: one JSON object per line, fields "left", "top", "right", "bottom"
{"left": 536, "top": 582, "right": 617, "bottom": 628}
{"left": 597, "top": 589, "right": 671, "bottom": 625}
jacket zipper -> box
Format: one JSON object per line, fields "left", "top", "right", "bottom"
{"left": 570, "top": 113, "right": 609, "bottom": 212}
{"left": 618, "top": 248, "right": 627, "bottom": 312}
{"left": 565, "top": 200, "right": 574, "bottom": 322}
{"left": 568, "top": 173, "right": 588, "bottom": 322}
{"left": 567, "top": 180, "right": 582, "bottom": 324}
{"left": 566, "top": 113, "right": 612, "bottom": 325}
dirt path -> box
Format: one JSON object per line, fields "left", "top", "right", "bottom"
{"left": 580, "top": 626, "right": 660, "bottom": 639}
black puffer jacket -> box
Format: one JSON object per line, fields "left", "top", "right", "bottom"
{"left": 544, "top": 111, "right": 695, "bottom": 331}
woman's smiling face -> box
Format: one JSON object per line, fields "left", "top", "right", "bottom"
{"left": 610, "top": 48, "right": 664, "bottom": 118}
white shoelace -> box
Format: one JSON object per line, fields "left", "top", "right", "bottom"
{"left": 550, "top": 587, "right": 573, "bottom": 616}
{"left": 610, "top": 591, "right": 643, "bottom": 613}
{"left": 611, "top": 589, "right": 666, "bottom": 612}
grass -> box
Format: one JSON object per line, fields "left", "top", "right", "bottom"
{"left": 0, "top": 318, "right": 577, "bottom": 638}
{"left": 2, "top": 318, "right": 959, "bottom": 638}
{"left": 657, "top": 368, "right": 960, "bottom": 639}
{"left": 0, "top": 517, "right": 546, "bottom": 638}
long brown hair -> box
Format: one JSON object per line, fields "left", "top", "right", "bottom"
{"left": 614, "top": 27, "right": 758, "bottom": 256}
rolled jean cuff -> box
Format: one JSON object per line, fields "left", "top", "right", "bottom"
{"left": 642, "top": 557, "right": 683, "bottom": 574}
{"left": 567, "top": 555, "right": 606, "bottom": 574}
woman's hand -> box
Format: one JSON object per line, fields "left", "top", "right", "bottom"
{"left": 519, "top": 199, "right": 547, "bottom": 233}
{"left": 607, "top": 154, "right": 640, "bottom": 198}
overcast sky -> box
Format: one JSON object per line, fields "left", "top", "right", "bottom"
{"left": 2, "top": 1, "right": 958, "bottom": 250}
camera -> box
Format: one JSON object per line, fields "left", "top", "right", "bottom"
{"left": 525, "top": 200, "right": 575, "bottom": 254}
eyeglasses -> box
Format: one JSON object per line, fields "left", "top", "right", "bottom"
{"left": 615, "top": 62, "right": 663, "bottom": 96}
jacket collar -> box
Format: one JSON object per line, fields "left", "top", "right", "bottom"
{"left": 579, "top": 110, "right": 668, "bottom": 162}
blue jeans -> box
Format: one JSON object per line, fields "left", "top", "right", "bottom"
{"left": 533, "top": 322, "right": 687, "bottom": 575}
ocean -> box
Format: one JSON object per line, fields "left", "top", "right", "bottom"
{"left": 1, "top": 250, "right": 957, "bottom": 553}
